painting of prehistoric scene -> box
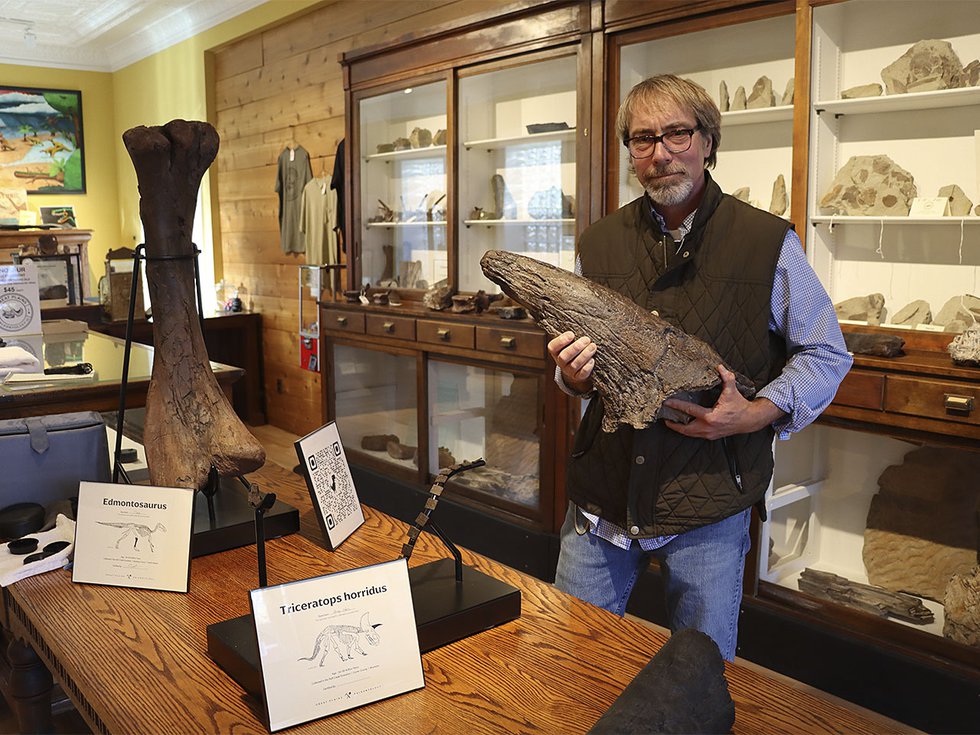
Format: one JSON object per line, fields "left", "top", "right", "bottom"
{"left": 0, "top": 86, "right": 85, "bottom": 194}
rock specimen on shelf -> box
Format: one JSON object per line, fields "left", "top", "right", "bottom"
{"left": 123, "top": 120, "right": 265, "bottom": 489}
{"left": 769, "top": 174, "right": 787, "bottom": 216}
{"left": 938, "top": 184, "right": 974, "bottom": 216}
{"left": 588, "top": 629, "right": 734, "bottom": 735}
{"left": 361, "top": 434, "right": 400, "bottom": 452}
{"left": 437, "top": 446, "right": 457, "bottom": 469}
{"left": 943, "top": 566, "right": 980, "bottom": 646}
{"left": 933, "top": 294, "right": 980, "bottom": 331}
{"left": 963, "top": 59, "right": 980, "bottom": 87}
{"left": 433, "top": 129, "right": 447, "bottom": 145}
{"left": 864, "top": 446, "right": 980, "bottom": 601}
{"left": 746, "top": 75, "right": 775, "bottom": 109}
{"left": 947, "top": 323, "right": 980, "bottom": 366}
{"left": 719, "top": 80, "right": 730, "bottom": 112}
{"left": 410, "top": 127, "right": 432, "bottom": 148}
{"left": 731, "top": 186, "right": 750, "bottom": 203}
{"left": 819, "top": 155, "right": 917, "bottom": 216}
{"left": 450, "top": 294, "right": 477, "bottom": 313}
{"left": 834, "top": 293, "right": 885, "bottom": 325}
{"left": 780, "top": 77, "right": 794, "bottom": 105}
{"left": 386, "top": 440, "right": 417, "bottom": 461}
{"left": 891, "top": 299, "right": 932, "bottom": 327}
{"left": 881, "top": 39, "right": 965, "bottom": 94}
{"left": 841, "top": 83, "right": 883, "bottom": 99}
{"left": 798, "top": 568, "right": 933, "bottom": 624}
{"left": 492, "top": 174, "right": 517, "bottom": 219}
{"left": 526, "top": 122, "right": 570, "bottom": 134}
{"left": 392, "top": 137, "right": 411, "bottom": 151}
{"left": 376, "top": 142, "right": 394, "bottom": 154}
{"left": 495, "top": 305, "right": 527, "bottom": 320}
{"left": 423, "top": 279, "right": 454, "bottom": 311}
{"left": 480, "top": 250, "right": 757, "bottom": 431}
{"left": 843, "top": 331, "right": 905, "bottom": 357}
{"left": 730, "top": 85, "right": 747, "bottom": 111}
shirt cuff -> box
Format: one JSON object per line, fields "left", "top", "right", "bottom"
{"left": 554, "top": 365, "right": 594, "bottom": 398}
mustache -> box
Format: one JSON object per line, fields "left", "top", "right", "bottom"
{"left": 645, "top": 166, "right": 685, "bottom": 178}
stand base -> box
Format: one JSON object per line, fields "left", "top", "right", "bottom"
{"left": 206, "top": 558, "right": 521, "bottom": 697}
{"left": 192, "top": 477, "right": 299, "bottom": 557}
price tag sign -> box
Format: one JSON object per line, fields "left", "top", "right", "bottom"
{"left": 0, "top": 262, "right": 42, "bottom": 337}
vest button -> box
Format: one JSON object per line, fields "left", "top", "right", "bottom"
{"left": 630, "top": 525, "right": 640, "bottom": 535}
{"left": 682, "top": 251, "right": 690, "bottom": 258}
{"left": 650, "top": 310, "right": 659, "bottom": 317}
{"left": 635, "top": 455, "right": 645, "bottom": 465}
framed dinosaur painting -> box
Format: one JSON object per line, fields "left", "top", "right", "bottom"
{"left": 0, "top": 86, "right": 86, "bottom": 194}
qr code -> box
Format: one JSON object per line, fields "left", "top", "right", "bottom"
{"left": 307, "top": 441, "right": 356, "bottom": 526}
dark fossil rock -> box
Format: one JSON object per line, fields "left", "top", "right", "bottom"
{"left": 480, "top": 250, "right": 756, "bottom": 431}
{"left": 843, "top": 332, "right": 905, "bottom": 357}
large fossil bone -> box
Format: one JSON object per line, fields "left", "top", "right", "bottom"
{"left": 479, "top": 250, "right": 755, "bottom": 432}
{"left": 123, "top": 120, "right": 265, "bottom": 489}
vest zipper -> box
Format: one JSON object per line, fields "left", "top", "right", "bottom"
{"left": 721, "top": 436, "right": 744, "bottom": 493}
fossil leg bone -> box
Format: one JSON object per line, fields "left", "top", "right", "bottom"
{"left": 123, "top": 120, "right": 265, "bottom": 489}
{"left": 480, "top": 249, "right": 756, "bottom": 432}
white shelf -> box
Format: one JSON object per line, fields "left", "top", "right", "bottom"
{"left": 366, "top": 221, "right": 447, "bottom": 228}
{"left": 811, "top": 215, "right": 980, "bottom": 225}
{"left": 463, "top": 218, "right": 574, "bottom": 226}
{"left": 768, "top": 481, "right": 823, "bottom": 511}
{"left": 463, "top": 128, "right": 575, "bottom": 149}
{"left": 366, "top": 144, "right": 446, "bottom": 162}
{"left": 813, "top": 86, "right": 980, "bottom": 116}
{"left": 720, "top": 105, "right": 794, "bottom": 126}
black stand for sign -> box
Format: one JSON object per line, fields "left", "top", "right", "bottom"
{"left": 109, "top": 245, "right": 298, "bottom": 558}
{"left": 206, "top": 459, "right": 520, "bottom": 699}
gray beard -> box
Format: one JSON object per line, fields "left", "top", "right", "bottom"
{"left": 643, "top": 175, "right": 694, "bottom": 207}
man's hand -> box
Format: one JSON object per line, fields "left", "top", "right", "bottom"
{"left": 663, "top": 365, "right": 785, "bottom": 439}
{"left": 547, "top": 331, "right": 596, "bottom": 394}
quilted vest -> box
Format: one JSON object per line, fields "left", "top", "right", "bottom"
{"left": 568, "top": 173, "right": 790, "bottom": 537}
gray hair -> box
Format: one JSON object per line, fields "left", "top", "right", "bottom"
{"left": 615, "top": 74, "right": 721, "bottom": 169}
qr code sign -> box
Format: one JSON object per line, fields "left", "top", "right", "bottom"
{"left": 308, "top": 443, "right": 357, "bottom": 527}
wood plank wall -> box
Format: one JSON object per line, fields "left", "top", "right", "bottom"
{"left": 211, "top": 0, "right": 515, "bottom": 435}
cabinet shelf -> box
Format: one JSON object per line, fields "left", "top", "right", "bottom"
{"left": 365, "top": 221, "right": 446, "bottom": 228}
{"left": 720, "top": 105, "right": 793, "bottom": 126}
{"left": 814, "top": 86, "right": 980, "bottom": 116}
{"left": 366, "top": 144, "right": 447, "bottom": 162}
{"left": 811, "top": 215, "right": 980, "bottom": 225}
{"left": 463, "top": 218, "right": 574, "bottom": 226}
{"left": 463, "top": 128, "right": 576, "bottom": 150}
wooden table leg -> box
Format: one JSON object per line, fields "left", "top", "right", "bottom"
{"left": 7, "top": 638, "right": 52, "bottom": 734}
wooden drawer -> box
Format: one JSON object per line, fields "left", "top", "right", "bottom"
{"left": 417, "top": 320, "right": 475, "bottom": 349}
{"left": 323, "top": 310, "right": 365, "bottom": 335}
{"left": 366, "top": 313, "right": 416, "bottom": 341}
{"left": 885, "top": 374, "right": 980, "bottom": 426}
{"left": 475, "top": 326, "right": 545, "bottom": 359}
{"left": 832, "top": 370, "right": 884, "bottom": 410}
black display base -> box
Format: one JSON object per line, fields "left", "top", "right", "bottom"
{"left": 192, "top": 477, "right": 299, "bottom": 557}
{"left": 206, "top": 558, "right": 521, "bottom": 698}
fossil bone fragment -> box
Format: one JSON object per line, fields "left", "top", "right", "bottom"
{"left": 881, "top": 39, "right": 965, "bottom": 94}
{"left": 480, "top": 250, "right": 756, "bottom": 432}
{"left": 730, "top": 85, "right": 746, "bottom": 111}
{"left": 746, "top": 76, "right": 775, "bottom": 109}
{"left": 123, "top": 120, "right": 265, "bottom": 489}
{"left": 820, "top": 155, "right": 917, "bottom": 216}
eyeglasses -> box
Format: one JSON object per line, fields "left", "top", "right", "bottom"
{"left": 625, "top": 127, "right": 700, "bottom": 158}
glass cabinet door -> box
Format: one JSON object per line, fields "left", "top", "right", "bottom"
{"left": 458, "top": 54, "right": 578, "bottom": 292}
{"left": 428, "top": 359, "right": 541, "bottom": 513}
{"left": 358, "top": 80, "right": 447, "bottom": 291}
{"left": 333, "top": 344, "right": 418, "bottom": 470}
{"left": 615, "top": 13, "right": 795, "bottom": 213}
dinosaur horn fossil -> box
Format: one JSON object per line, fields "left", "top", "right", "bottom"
{"left": 479, "top": 249, "right": 756, "bottom": 432}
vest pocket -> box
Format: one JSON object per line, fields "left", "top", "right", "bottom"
{"left": 570, "top": 400, "right": 603, "bottom": 458}
{"left": 721, "top": 436, "right": 744, "bottom": 494}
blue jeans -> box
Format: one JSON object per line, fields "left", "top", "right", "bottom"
{"left": 554, "top": 503, "right": 751, "bottom": 661}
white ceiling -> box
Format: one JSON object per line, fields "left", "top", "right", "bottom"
{"left": 0, "top": 0, "right": 268, "bottom": 72}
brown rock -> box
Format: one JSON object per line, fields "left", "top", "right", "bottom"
{"left": 864, "top": 446, "right": 980, "bottom": 601}
{"left": 361, "top": 433, "right": 399, "bottom": 451}
{"left": 423, "top": 280, "right": 454, "bottom": 311}
{"left": 938, "top": 184, "right": 974, "bottom": 216}
{"left": 881, "top": 39, "right": 964, "bottom": 94}
{"left": 944, "top": 566, "right": 980, "bottom": 646}
{"left": 433, "top": 129, "right": 447, "bottom": 145}
{"left": 843, "top": 332, "right": 904, "bottom": 357}
{"left": 746, "top": 76, "right": 775, "bottom": 109}
{"left": 835, "top": 293, "right": 886, "bottom": 325}
{"left": 386, "top": 440, "right": 417, "bottom": 461}
{"left": 410, "top": 127, "right": 432, "bottom": 148}
{"left": 819, "top": 155, "right": 917, "bottom": 216}
{"left": 841, "top": 83, "right": 883, "bottom": 99}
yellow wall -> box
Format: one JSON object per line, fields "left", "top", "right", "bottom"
{"left": 1, "top": 0, "right": 322, "bottom": 296}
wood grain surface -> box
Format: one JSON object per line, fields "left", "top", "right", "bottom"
{"left": 4, "top": 462, "right": 917, "bottom": 734}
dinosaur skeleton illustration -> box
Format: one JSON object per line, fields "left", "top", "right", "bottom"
{"left": 298, "top": 612, "right": 382, "bottom": 666}
{"left": 97, "top": 521, "right": 167, "bottom": 551}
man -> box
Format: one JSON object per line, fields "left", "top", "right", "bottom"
{"left": 548, "top": 74, "right": 851, "bottom": 661}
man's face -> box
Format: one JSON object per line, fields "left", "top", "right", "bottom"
{"left": 628, "top": 102, "right": 711, "bottom": 209}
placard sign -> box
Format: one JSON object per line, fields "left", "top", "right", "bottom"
{"left": 250, "top": 558, "right": 424, "bottom": 732}
{"left": 0, "top": 262, "right": 42, "bottom": 337}
{"left": 294, "top": 421, "right": 364, "bottom": 549}
{"left": 72, "top": 481, "right": 195, "bottom": 593}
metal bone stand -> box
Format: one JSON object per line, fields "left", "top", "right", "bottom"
{"left": 110, "top": 245, "right": 298, "bottom": 558}
{"left": 206, "top": 459, "right": 521, "bottom": 700}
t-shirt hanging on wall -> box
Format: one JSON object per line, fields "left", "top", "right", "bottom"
{"left": 275, "top": 145, "right": 313, "bottom": 254}
{"left": 300, "top": 176, "right": 338, "bottom": 266}
{"left": 330, "top": 139, "right": 346, "bottom": 253}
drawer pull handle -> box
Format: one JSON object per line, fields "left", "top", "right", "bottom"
{"left": 383, "top": 321, "right": 395, "bottom": 333}
{"left": 336, "top": 316, "right": 348, "bottom": 326}
{"left": 500, "top": 336, "right": 516, "bottom": 349}
{"left": 437, "top": 328, "right": 450, "bottom": 340}
{"left": 944, "top": 394, "right": 974, "bottom": 415}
